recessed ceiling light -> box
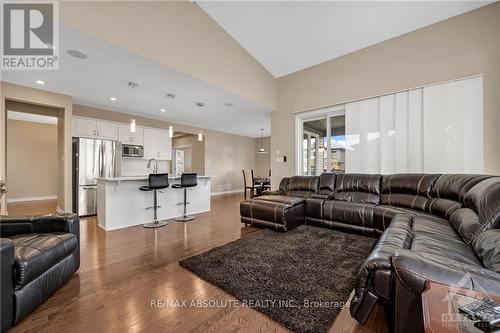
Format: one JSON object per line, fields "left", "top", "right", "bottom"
{"left": 66, "top": 49, "right": 88, "bottom": 59}
{"left": 128, "top": 81, "right": 138, "bottom": 88}
{"left": 166, "top": 93, "right": 175, "bottom": 99}
{"left": 224, "top": 103, "right": 233, "bottom": 107}
{"left": 110, "top": 97, "right": 117, "bottom": 102}
{"left": 36, "top": 80, "right": 45, "bottom": 85}
{"left": 196, "top": 102, "right": 204, "bottom": 107}
{"left": 160, "top": 108, "right": 166, "bottom": 112}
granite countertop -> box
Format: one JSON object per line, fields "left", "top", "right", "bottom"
{"left": 96, "top": 175, "right": 212, "bottom": 182}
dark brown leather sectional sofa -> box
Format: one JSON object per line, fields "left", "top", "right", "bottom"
{"left": 240, "top": 173, "right": 500, "bottom": 333}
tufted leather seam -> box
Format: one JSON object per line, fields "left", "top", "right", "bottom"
{"left": 417, "top": 175, "right": 425, "bottom": 196}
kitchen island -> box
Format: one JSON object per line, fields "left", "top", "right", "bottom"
{"left": 96, "top": 175, "right": 211, "bottom": 231}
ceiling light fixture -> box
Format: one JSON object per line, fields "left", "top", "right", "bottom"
{"left": 110, "top": 97, "right": 117, "bottom": 102}
{"left": 36, "top": 80, "right": 45, "bottom": 85}
{"left": 66, "top": 49, "right": 88, "bottom": 59}
{"left": 198, "top": 132, "right": 203, "bottom": 142}
{"left": 166, "top": 93, "right": 175, "bottom": 99}
{"left": 130, "top": 119, "right": 136, "bottom": 133}
{"left": 128, "top": 81, "right": 139, "bottom": 88}
{"left": 161, "top": 108, "right": 166, "bottom": 112}
{"left": 257, "top": 128, "right": 267, "bottom": 154}
{"left": 196, "top": 102, "right": 204, "bottom": 107}
{"left": 168, "top": 126, "right": 174, "bottom": 138}
{"left": 224, "top": 103, "right": 233, "bottom": 107}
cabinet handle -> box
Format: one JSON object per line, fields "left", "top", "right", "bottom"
{"left": 94, "top": 129, "right": 96, "bottom": 136}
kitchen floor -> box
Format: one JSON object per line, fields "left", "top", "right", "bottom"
{"left": 8, "top": 193, "right": 387, "bottom": 333}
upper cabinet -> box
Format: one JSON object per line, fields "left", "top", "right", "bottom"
{"left": 144, "top": 128, "right": 171, "bottom": 160}
{"left": 73, "top": 117, "right": 118, "bottom": 140}
{"left": 118, "top": 124, "right": 144, "bottom": 145}
{"left": 72, "top": 116, "right": 172, "bottom": 160}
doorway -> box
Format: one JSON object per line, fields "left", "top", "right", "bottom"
{"left": 171, "top": 132, "right": 205, "bottom": 176}
{"left": 4, "top": 101, "right": 60, "bottom": 215}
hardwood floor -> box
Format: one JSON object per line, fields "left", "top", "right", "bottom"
{"left": 9, "top": 193, "right": 387, "bottom": 333}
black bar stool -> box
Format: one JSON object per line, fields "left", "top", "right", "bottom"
{"left": 140, "top": 173, "right": 169, "bottom": 228}
{"left": 173, "top": 173, "right": 197, "bottom": 222}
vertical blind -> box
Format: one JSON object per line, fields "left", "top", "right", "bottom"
{"left": 345, "top": 76, "right": 483, "bottom": 174}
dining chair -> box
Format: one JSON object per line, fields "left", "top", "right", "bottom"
{"left": 242, "top": 169, "right": 261, "bottom": 199}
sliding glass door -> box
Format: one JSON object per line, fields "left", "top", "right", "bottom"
{"left": 297, "top": 107, "right": 345, "bottom": 176}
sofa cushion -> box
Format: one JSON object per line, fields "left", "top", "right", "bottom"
{"left": 449, "top": 208, "right": 481, "bottom": 245}
{"left": 317, "top": 173, "right": 336, "bottom": 197}
{"left": 322, "top": 201, "right": 375, "bottom": 229}
{"left": 380, "top": 174, "right": 439, "bottom": 212}
{"left": 10, "top": 233, "right": 78, "bottom": 289}
{"left": 253, "top": 195, "right": 305, "bottom": 207}
{"left": 373, "top": 205, "right": 446, "bottom": 231}
{"left": 472, "top": 229, "right": 500, "bottom": 272}
{"left": 410, "top": 216, "right": 482, "bottom": 267}
{"left": 428, "top": 174, "right": 491, "bottom": 220}
{"left": 333, "top": 174, "right": 381, "bottom": 204}
{"left": 285, "top": 176, "right": 319, "bottom": 193}
{"left": 463, "top": 177, "right": 500, "bottom": 230}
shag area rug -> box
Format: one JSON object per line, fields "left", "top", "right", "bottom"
{"left": 180, "top": 225, "right": 376, "bottom": 333}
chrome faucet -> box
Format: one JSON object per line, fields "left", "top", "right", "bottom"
{"left": 147, "top": 158, "right": 158, "bottom": 174}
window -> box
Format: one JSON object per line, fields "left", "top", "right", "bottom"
{"left": 296, "top": 106, "right": 345, "bottom": 176}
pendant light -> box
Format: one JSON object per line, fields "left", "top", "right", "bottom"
{"left": 198, "top": 132, "right": 203, "bottom": 142}
{"left": 130, "top": 119, "right": 136, "bottom": 133}
{"left": 257, "top": 128, "right": 267, "bottom": 154}
{"left": 168, "top": 125, "right": 174, "bottom": 138}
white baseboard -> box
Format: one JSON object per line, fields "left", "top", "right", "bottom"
{"left": 211, "top": 190, "right": 243, "bottom": 196}
{"left": 7, "top": 195, "right": 57, "bottom": 203}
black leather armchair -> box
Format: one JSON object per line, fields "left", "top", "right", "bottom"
{"left": 0, "top": 213, "right": 80, "bottom": 332}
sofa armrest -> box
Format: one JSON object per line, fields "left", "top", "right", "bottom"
{"left": 0, "top": 213, "right": 79, "bottom": 240}
{"left": 1, "top": 238, "right": 14, "bottom": 331}
{"left": 392, "top": 249, "right": 500, "bottom": 296}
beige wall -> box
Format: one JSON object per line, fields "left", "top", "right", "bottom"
{"left": 60, "top": 1, "right": 276, "bottom": 110}
{"left": 255, "top": 136, "right": 271, "bottom": 178}
{"left": 172, "top": 134, "right": 205, "bottom": 176}
{"left": 272, "top": 2, "right": 500, "bottom": 185}
{"left": 6, "top": 120, "right": 58, "bottom": 200}
{"left": 0, "top": 82, "right": 73, "bottom": 214}
{"left": 73, "top": 104, "right": 256, "bottom": 193}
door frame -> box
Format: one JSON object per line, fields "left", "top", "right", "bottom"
{"left": 1, "top": 82, "right": 73, "bottom": 214}
{"left": 295, "top": 105, "right": 345, "bottom": 175}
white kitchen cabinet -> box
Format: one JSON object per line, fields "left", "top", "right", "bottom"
{"left": 143, "top": 128, "right": 158, "bottom": 159}
{"left": 73, "top": 117, "right": 97, "bottom": 137}
{"left": 97, "top": 121, "right": 119, "bottom": 140}
{"left": 72, "top": 117, "right": 118, "bottom": 140}
{"left": 157, "top": 130, "right": 172, "bottom": 160}
{"left": 143, "top": 128, "right": 172, "bottom": 160}
{"left": 118, "top": 124, "right": 144, "bottom": 145}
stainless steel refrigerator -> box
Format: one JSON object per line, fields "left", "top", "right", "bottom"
{"left": 73, "top": 138, "right": 121, "bottom": 216}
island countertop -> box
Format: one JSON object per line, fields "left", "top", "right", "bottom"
{"left": 96, "top": 175, "right": 212, "bottom": 231}
{"left": 96, "top": 175, "right": 212, "bottom": 182}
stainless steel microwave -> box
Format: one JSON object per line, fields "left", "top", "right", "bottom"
{"left": 122, "top": 144, "right": 144, "bottom": 158}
